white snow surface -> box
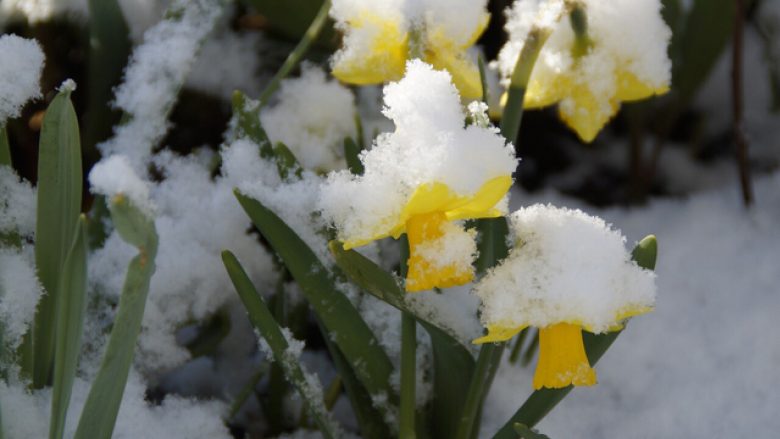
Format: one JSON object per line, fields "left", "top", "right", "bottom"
{"left": 0, "top": 34, "right": 44, "bottom": 125}
{"left": 0, "top": 166, "right": 36, "bottom": 237}
{"left": 98, "top": 0, "right": 225, "bottom": 172}
{"left": 0, "top": 371, "right": 230, "bottom": 438}
{"left": 481, "top": 172, "right": 780, "bottom": 438}
{"left": 320, "top": 60, "right": 517, "bottom": 245}
{"left": 89, "top": 154, "right": 155, "bottom": 218}
{"left": 0, "top": 247, "right": 43, "bottom": 350}
{"left": 261, "top": 66, "right": 357, "bottom": 172}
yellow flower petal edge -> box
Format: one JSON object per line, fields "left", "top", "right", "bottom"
{"left": 473, "top": 324, "right": 527, "bottom": 344}
{"left": 332, "top": 13, "right": 408, "bottom": 85}
{"left": 341, "top": 175, "right": 512, "bottom": 250}
{"left": 533, "top": 322, "right": 596, "bottom": 389}
{"left": 405, "top": 212, "right": 473, "bottom": 292}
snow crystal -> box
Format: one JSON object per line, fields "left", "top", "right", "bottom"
{"left": 187, "top": 30, "right": 266, "bottom": 99}
{"left": 0, "top": 370, "right": 231, "bottom": 438}
{"left": 320, "top": 60, "right": 517, "bottom": 245}
{"left": 89, "top": 155, "right": 155, "bottom": 217}
{"left": 0, "top": 166, "right": 36, "bottom": 237}
{"left": 404, "top": 284, "right": 483, "bottom": 346}
{"left": 260, "top": 66, "right": 356, "bottom": 172}
{"left": 0, "top": 247, "right": 43, "bottom": 349}
{"left": 475, "top": 204, "right": 656, "bottom": 333}
{"left": 413, "top": 221, "right": 477, "bottom": 273}
{"left": 98, "top": 0, "right": 226, "bottom": 172}
{"left": 0, "top": 34, "right": 44, "bottom": 125}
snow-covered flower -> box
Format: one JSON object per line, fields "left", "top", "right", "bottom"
{"left": 261, "top": 66, "right": 356, "bottom": 172}
{"left": 330, "top": 0, "right": 490, "bottom": 99}
{"left": 320, "top": 60, "right": 518, "bottom": 292}
{"left": 495, "top": 0, "right": 671, "bottom": 142}
{"left": 473, "top": 204, "right": 656, "bottom": 389}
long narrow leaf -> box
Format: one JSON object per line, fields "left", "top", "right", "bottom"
{"left": 0, "top": 125, "right": 10, "bottom": 167}
{"left": 234, "top": 192, "right": 397, "bottom": 409}
{"left": 49, "top": 217, "right": 88, "bottom": 439}
{"left": 222, "top": 251, "right": 341, "bottom": 439}
{"left": 74, "top": 197, "right": 157, "bottom": 439}
{"left": 491, "top": 236, "right": 658, "bottom": 438}
{"left": 32, "top": 86, "right": 83, "bottom": 388}
{"left": 328, "top": 242, "right": 476, "bottom": 437}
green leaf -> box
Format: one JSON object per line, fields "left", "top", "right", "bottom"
{"left": 328, "top": 242, "right": 476, "bottom": 438}
{"left": 475, "top": 218, "right": 509, "bottom": 276}
{"left": 74, "top": 199, "right": 157, "bottom": 439}
{"left": 273, "top": 142, "right": 303, "bottom": 180}
{"left": 32, "top": 87, "right": 83, "bottom": 388}
{"left": 0, "top": 125, "right": 11, "bottom": 167}
{"left": 343, "top": 137, "right": 364, "bottom": 175}
{"left": 84, "top": 0, "right": 131, "bottom": 159}
{"left": 231, "top": 91, "right": 272, "bottom": 155}
{"left": 491, "top": 236, "right": 658, "bottom": 438}
{"left": 49, "top": 217, "right": 88, "bottom": 439}
{"left": 513, "top": 423, "right": 550, "bottom": 439}
{"left": 234, "top": 191, "right": 397, "bottom": 408}
{"left": 672, "top": 0, "right": 735, "bottom": 101}
{"left": 221, "top": 250, "right": 340, "bottom": 439}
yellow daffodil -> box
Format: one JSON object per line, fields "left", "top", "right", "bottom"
{"left": 496, "top": 0, "right": 672, "bottom": 142}
{"left": 320, "top": 61, "right": 518, "bottom": 292}
{"left": 330, "top": 1, "right": 490, "bottom": 99}
{"left": 472, "top": 204, "right": 656, "bottom": 389}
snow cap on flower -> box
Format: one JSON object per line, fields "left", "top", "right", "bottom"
{"left": 261, "top": 66, "right": 357, "bottom": 172}
{"left": 495, "top": 0, "right": 671, "bottom": 142}
{"left": 320, "top": 60, "right": 517, "bottom": 291}
{"left": 473, "top": 204, "right": 656, "bottom": 389}
{"left": 475, "top": 204, "right": 655, "bottom": 336}
{"left": 330, "top": 0, "right": 490, "bottom": 98}
{"left": 0, "top": 34, "right": 44, "bottom": 125}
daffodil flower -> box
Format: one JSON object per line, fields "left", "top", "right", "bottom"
{"left": 320, "top": 60, "right": 518, "bottom": 292}
{"left": 473, "top": 204, "right": 656, "bottom": 389}
{"left": 330, "top": 0, "right": 490, "bottom": 99}
{"left": 496, "top": 0, "right": 672, "bottom": 142}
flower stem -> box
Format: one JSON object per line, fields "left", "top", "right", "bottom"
{"left": 454, "top": 343, "right": 505, "bottom": 439}
{"left": 500, "top": 26, "right": 552, "bottom": 144}
{"left": 400, "top": 312, "right": 417, "bottom": 438}
{"left": 257, "top": 0, "right": 332, "bottom": 107}
{"left": 399, "top": 235, "right": 416, "bottom": 438}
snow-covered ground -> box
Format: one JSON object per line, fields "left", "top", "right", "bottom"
{"left": 482, "top": 172, "right": 780, "bottom": 437}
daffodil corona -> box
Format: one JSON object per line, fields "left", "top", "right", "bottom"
{"left": 496, "top": 0, "right": 672, "bottom": 142}
{"left": 473, "top": 204, "right": 656, "bottom": 389}
{"left": 320, "top": 60, "right": 517, "bottom": 292}
{"left": 330, "top": 0, "right": 490, "bottom": 98}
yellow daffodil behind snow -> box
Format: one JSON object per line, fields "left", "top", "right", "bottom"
{"left": 330, "top": 0, "right": 490, "bottom": 99}
{"left": 320, "top": 60, "right": 517, "bottom": 292}
{"left": 496, "top": 0, "right": 672, "bottom": 142}
{"left": 473, "top": 204, "right": 656, "bottom": 389}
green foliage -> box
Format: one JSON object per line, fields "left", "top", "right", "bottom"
{"left": 234, "top": 191, "right": 398, "bottom": 415}
{"left": 74, "top": 197, "right": 158, "bottom": 439}
{"left": 222, "top": 251, "right": 341, "bottom": 439}
{"left": 343, "top": 136, "right": 364, "bottom": 175}
{"left": 513, "top": 423, "right": 550, "bottom": 439}
{"left": 0, "top": 126, "right": 10, "bottom": 167}
{"left": 49, "top": 217, "right": 88, "bottom": 439}
{"left": 31, "top": 87, "right": 83, "bottom": 389}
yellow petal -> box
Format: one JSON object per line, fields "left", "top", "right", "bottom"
{"left": 524, "top": 74, "right": 571, "bottom": 109}
{"left": 532, "top": 323, "right": 597, "bottom": 389}
{"left": 473, "top": 324, "right": 526, "bottom": 344}
{"left": 332, "top": 14, "right": 408, "bottom": 85}
{"left": 405, "top": 212, "right": 473, "bottom": 292}
{"left": 615, "top": 69, "right": 669, "bottom": 102}
{"left": 558, "top": 83, "right": 618, "bottom": 143}
{"left": 342, "top": 175, "right": 512, "bottom": 249}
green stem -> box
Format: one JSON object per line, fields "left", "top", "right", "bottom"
{"left": 500, "top": 27, "right": 552, "bottom": 144}
{"left": 257, "top": 0, "right": 332, "bottom": 107}
{"left": 227, "top": 366, "right": 266, "bottom": 419}
{"left": 398, "top": 234, "right": 416, "bottom": 438}
{"left": 0, "top": 125, "right": 11, "bottom": 167}
{"left": 508, "top": 328, "right": 529, "bottom": 364}
{"left": 454, "top": 343, "right": 505, "bottom": 439}
{"left": 400, "top": 312, "right": 417, "bottom": 438}
{"left": 568, "top": 1, "right": 591, "bottom": 57}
